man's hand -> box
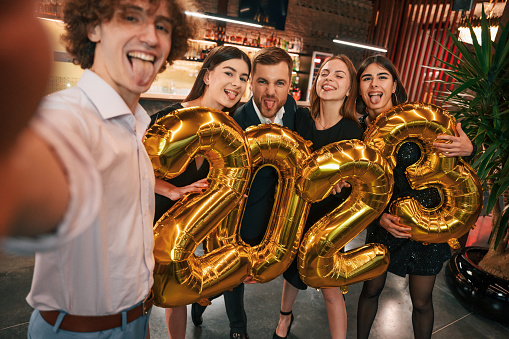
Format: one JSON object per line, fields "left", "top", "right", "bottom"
{"left": 155, "top": 178, "right": 208, "bottom": 201}
{"left": 332, "top": 180, "right": 350, "bottom": 195}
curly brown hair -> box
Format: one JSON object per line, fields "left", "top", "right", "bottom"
{"left": 61, "top": 0, "right": 195, "bottom": 71}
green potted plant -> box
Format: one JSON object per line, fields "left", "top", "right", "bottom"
{"left": 434, "top": 7, "right": 509, "bottom": 323}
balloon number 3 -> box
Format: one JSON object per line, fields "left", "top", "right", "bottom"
{"left": 363, "top": 102, "right": 483, "bottom": 245}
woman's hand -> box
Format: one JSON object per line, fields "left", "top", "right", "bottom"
{"left": 155, "top": 178, "right": 209, "bottom": 201}
{"left": 379, "top": 213, "right": 412, "bottom": 238}
{"left": 332, "top": 180, "right": 351, "bottom": 195}
{"left": 433, "top": 123, "right": 473, "bottom": 157}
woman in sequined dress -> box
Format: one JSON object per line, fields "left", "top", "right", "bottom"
{"left": 355, "top": 55, "right": 475, "bottom": 339}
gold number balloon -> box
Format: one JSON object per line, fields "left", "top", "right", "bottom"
{"left": 296, "top": 139, "right": 394, "bottom": 288}
{"left": 363, "top": 102, "right": 483, "bottom": 245}
{"left": 144, "top": 107, "right": 252, "bottom": 307}
{"left": 207, "top": 124, "right": 314, "bottom": 283}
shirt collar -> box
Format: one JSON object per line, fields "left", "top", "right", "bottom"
{"left": 77, "top": 69, "right": 150, "bottom": 130}
{"left": 252, "top": 100, "right": 285, "bottom": 126}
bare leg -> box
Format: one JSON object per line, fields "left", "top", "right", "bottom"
{"left": 275, "top": 279, "right": 300, "bottom": 337}
{"left": 165, "top": 305, "right": 187, "bottom": 339}
{"left": 356, "top": 272, "right": 387, "bottom": 339}
{"left": 409, "top": 274, "right": 436, "bottom": 339}
{"left": 322, "top": 287, "right": 347, "bottom": 339}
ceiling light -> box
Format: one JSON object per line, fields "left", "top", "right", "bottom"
{"left": 333, "top": 39, "right": 387, "bottom": 53}
{"left": 185, "top": 12, "right": 263, "bottom": 28}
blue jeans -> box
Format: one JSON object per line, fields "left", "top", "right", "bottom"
{"left": 27, "top": 301, "right": 151, "bottom": 338}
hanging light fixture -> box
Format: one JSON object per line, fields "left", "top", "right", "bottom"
{"left": 457, "top": 17, "right": 500, "bottom": 45}
{"left": 332, "top": 39, "right": 387, "bottom": 53}
{"left": 185, "top": 12, "right": 263, "bottom": 28}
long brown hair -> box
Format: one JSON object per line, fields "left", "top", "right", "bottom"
{"left": 184, "top": 46, "right": 251, "bottom": 114}
{"left": 309, "top": 54, "right": 358, "bottom": 124}
{"left": 356, "top": 55, "right": 407, "bottom": 114}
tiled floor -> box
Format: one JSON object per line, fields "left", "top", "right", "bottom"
{"left": 2, "top": 222, "right": 508, "bottom": 338}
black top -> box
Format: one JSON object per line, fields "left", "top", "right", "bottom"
{"left": 283, "top": 113, "right": 364, "bottom": 290}
{"left": 149, "top": 103, "right": 210, "bottom": 223}
{"left": 298, "top": 115, "right": 364, "bottom": 227}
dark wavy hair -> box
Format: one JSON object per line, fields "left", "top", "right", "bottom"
{"left": 252, "top": 47, "right": 293, "bottom": 80}
{"left": 61, "top": 0, "right": 195, "bottom": 72}
{"left": 184, "top": 46, "right": 251, "bottom": 114}
{"left": 309, "top": 54, "right": 359, "bottom": 125}
{"left": 356, "top": 55, "right": 407, "bottom": 114}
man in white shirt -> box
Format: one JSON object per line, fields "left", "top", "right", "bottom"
{"left": 2, "top": 0, "right": 193, "bottom": 337}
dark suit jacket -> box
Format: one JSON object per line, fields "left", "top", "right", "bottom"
{"left": 233, "top": 94, "right": 307, "bottom": 242}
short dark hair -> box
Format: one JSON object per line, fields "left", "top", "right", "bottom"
{"left": 309, "top": 54, "right": 359, "bottom": 125}
{"left": 62, "top": 0, "right": 194, "bottom": 71}
{"left": 356, "top": 55, "right": 407, "bottom": 114}
{"left": 184, "top": 46, "right": 251, "bottom": 114}
{"left": 252, "top": 47, "right": 293, "bottom": 80}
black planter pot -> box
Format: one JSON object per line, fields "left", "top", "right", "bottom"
{"left": 445, "top": 246, "right": 509, "bottom": 324}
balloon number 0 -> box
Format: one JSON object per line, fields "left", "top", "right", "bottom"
{"left": 144, "top": 104, "right": 482, "bottom": 307}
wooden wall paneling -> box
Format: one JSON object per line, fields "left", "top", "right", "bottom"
{"left": 424, "top": 1, "right": 450, "bottom": 103}
{"left": 438, "top": 10, "right": 461, "bottom": 104}
{"left": 401, "top": 0, "right": 425, "bottom": 98}
{"left": 376, "top": 0, "right": 389, "bottom": 48}
{"left": 383, "top": 0, "right": 396, "bottom": 51}
{"left": 415, "top": 1, "right": 443, "bottom": 102}
{"left": 430, "top": 2, "right": 457, "bottom": 104}
{"left": 388, "top": 0, "right": 408, "bottom": 59}
{"left": 393, "top": 1, "right": 413, "bottom": 68}
{"left": 407, "top": 0, "right": 432, "bottom": 101}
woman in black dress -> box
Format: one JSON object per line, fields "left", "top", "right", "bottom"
{"left": 356, "top": 55, "right": 474, "bottom": 339}
{"left": 273, "top": 55, "right": 363, "bottom": 339}
{"left": 149, "top": 46, "right": 251, "bottom": 339}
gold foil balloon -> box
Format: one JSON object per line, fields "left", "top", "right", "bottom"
{"left": 207, "top": 124, "right": 314, "bottom": 283}
{"left": 144, "top": 107, "right": 252, "bottom": 307}
{"left": 297, "top": 140, "right": 393, "bottom": 288}
{"left": 364, "top": 102, "right": 483, "bottom": 244}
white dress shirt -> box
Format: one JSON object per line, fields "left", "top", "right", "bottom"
{"left": 252, "top": 101, "right": 285, "bottom": 126}
{"left": 4, "top": 70, "right": 155, "bottom": 315}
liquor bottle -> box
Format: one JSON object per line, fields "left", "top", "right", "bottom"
{"left": 214, "top": 26, "right": 219, "bottom": 41}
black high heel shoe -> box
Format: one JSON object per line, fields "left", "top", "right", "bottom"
{"left": 273, "top": 310, "right": 294, "bottom": 339}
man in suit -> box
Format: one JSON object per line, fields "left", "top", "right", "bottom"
{"left": 192, "top": 46, "right": 303, "bottom": 339}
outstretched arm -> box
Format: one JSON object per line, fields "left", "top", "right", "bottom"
{"left": 1, "top": 129, "right": 69, "bottom": 237}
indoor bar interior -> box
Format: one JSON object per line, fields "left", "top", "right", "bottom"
{"left": 1, "top": 0, "right": 508, "bottom": 338}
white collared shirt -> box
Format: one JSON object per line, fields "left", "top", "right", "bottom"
{"left": 4, "top": 70, "right": 155, "bottom": 315}
{"left": 253, "top": 101, "right": 285, "bottom": 126}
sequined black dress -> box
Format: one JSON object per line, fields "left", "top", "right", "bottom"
{"left": 365, "top": 141, "right": 451, "bottom": 277}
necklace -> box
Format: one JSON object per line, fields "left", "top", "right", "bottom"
{"left": 314, "top": 116, "right": 340, "bottom": 130}
{"left": 315, "top": 118, "right": 326, "bottom": 130}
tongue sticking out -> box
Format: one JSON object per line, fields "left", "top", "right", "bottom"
{"left": 226, "top": 91, "right": 236, "bottom": 100}
{"left": 370, "top": 94, "right": 382, "bottom": 105}
{"left": 131, "top": 58, "right": 154, "bottom": 86}
{"left": 264, "top": 100, "right": 275, "bottom": 110}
